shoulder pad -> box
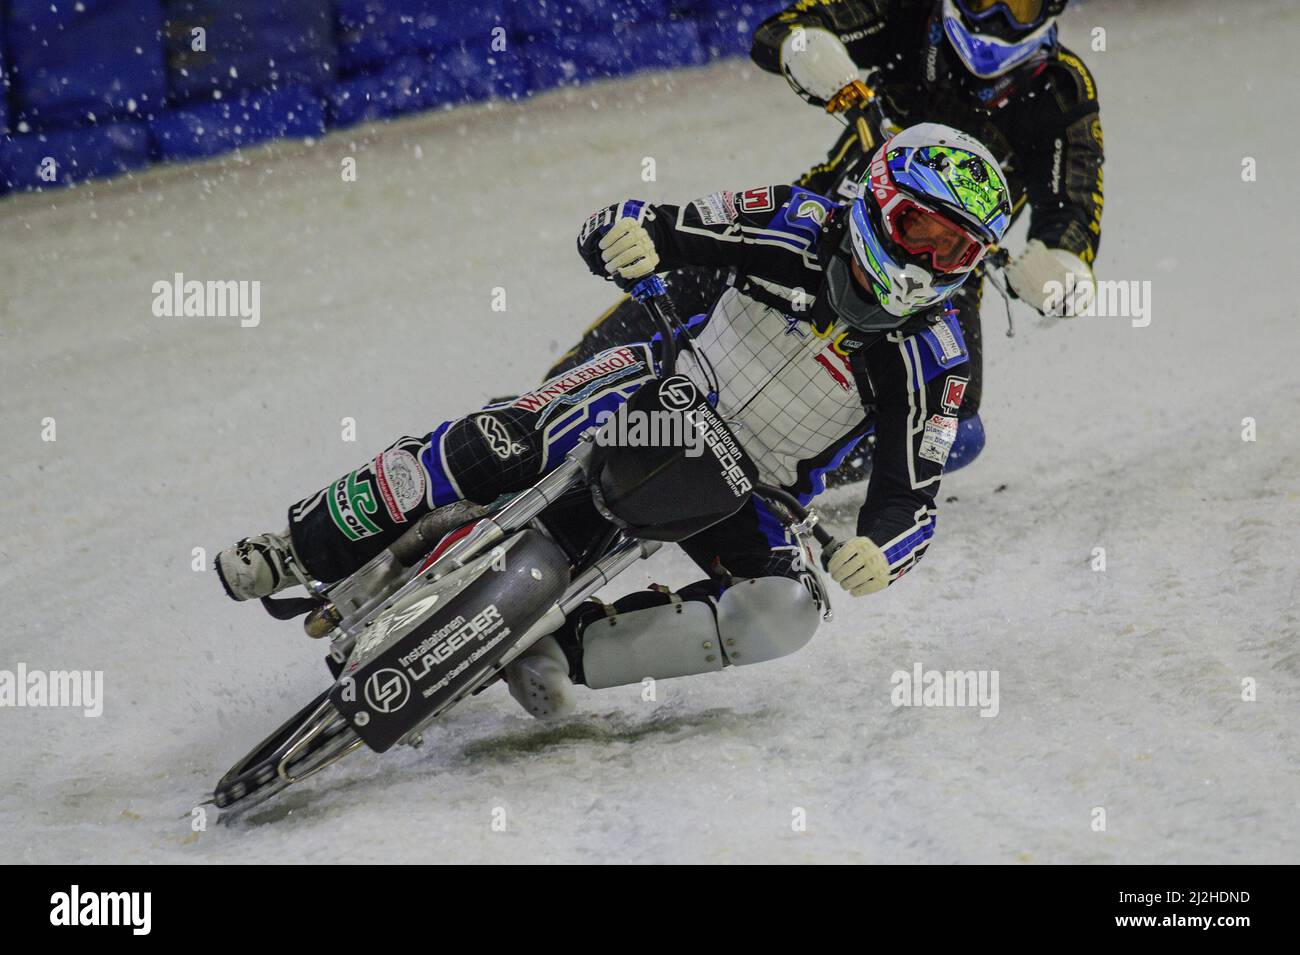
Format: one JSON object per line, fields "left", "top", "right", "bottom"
{"left": 909, "top": 306, "right": 969, "bottom": 384}
{"left": 782, "top": 189, "right": 835, "bottom": 240}
{"left": 1050, "top": 47, "right": 1098, "bottom": 103}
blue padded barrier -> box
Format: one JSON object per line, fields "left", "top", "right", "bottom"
{"left": 5, "top": 0, "right": 166, "bottom": 127}
{"left": 0, "top": 28, "right": 9, "bottom": 135}
{"left": 0, "top": 122, "right": 151, "bottom": 191}
{"left": 325, "top": 54, "right": 459, "bottom": 126}
{"left": 149, "top": 85, "right": 326, "bottom": 159}
{"left": 1, "top": 0, "right": 799, "bottom": 195}
{"left": 335, "top": 0, "right": 510, "bottom": 73}
{"left": 512, "top": 0, "right": 670, "bottom": 38}
{"left": 695, "top": 0, "right": 785, "bottom": 60}
{"left": 523, "top": 18, "right": 705, "bottom": 90}
{"left": 161, "top": 1, "right": 336, "bottom": 104}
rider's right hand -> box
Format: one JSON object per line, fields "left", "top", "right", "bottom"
{"left": 598, "top": 217, "right": 660, "bottom": 283}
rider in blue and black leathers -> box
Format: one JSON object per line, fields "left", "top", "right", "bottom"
{"left": 549, "top": 0, "right": 1104, "bottom": 476}
{"left": 217, "top": 123, "right": 1011, "bottom": 720}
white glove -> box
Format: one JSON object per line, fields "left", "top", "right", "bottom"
{"left": 826, "top": 536, "right": 891, "bottom": 597}
{"left": 1004, "top": 239, "right": 1095, "bottom": 317}
{"left": 780, "top": 26, "right": 860, "bottom": 104}
{"left": 599, "top": 217, "right": 659, "bottom": 282}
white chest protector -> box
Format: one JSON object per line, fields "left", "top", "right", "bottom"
{"left": 678, "top": 286, "right": 868, "bottom": 488}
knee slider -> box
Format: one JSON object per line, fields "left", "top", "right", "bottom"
{"left": 580, "top": 577, "right": 820, "bottom": 689}
{"left": 581, "top": 598, "right": 723, "bottom": 690}
{"left": 715, "top": 576, "right": 820, "bottom": 666}
{"left": 444, "top": 410, "right": 542, "bottom": 502}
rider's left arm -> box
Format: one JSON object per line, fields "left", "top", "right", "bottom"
{"left": 852, "top": 326, "right": 971, "bottom": 587}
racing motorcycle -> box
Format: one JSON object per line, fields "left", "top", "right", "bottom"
{"left": 210, "top": 278, "right": 844, "bottom": 817}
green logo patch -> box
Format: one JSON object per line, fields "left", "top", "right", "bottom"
{"left": 328, "top": 469, "right": 382, "bottom": 542}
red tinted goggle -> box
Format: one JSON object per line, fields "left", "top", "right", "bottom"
{"left": 883, "top": 198, "right": 987, "bottom": 273}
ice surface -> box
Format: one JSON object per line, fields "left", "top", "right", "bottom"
{"left": 1, "top": 0, "right": 1297, "bottom": 863}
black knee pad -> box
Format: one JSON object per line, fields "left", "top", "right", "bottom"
{"left": 440, "top": 408, "right": 544, "bottom": 504}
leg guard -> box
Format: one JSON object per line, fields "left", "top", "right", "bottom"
{"left": 288, "top": 436, "right": 437, "bottom": 582}
{"left": 581, "top": 576, "right": 820, "bottom": 689}
{"left": 715, "top": 576, "right": 820, "bottom": 666}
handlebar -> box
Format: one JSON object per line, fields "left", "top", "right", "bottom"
{"left": 630, "top": 275, "right": 681, "bottom": 377}
{"left": 828, "top": 79, "right": 889, "bottom": 154}
{"left": 982, "top": 246, "right": 1021, "bottom": 337}
{"left": 752, "top": 483, "right": 842, "bottom": 567}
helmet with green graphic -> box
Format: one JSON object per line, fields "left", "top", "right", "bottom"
{"left": 825, "top": 123, "right": 1012, "bottom": 325}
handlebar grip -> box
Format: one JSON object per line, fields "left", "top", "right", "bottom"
{"left": 630, "top": 275, "right": 668, "bottom": 301}
{"left": 818, "top": 536, "right": 842, "bottom": 571}
{"left": 630, "top": 275, "right": 683, "bottom": 377}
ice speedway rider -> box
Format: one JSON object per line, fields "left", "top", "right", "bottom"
{"left": 547, "top": 0, "right": 1104, "bottom": 478}
{"left": 216, "top": 122, "right": 1012, "bottom": 720}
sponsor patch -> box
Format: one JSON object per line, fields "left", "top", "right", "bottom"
{"left": 919, "top": 414, "right": 959, "bottom": 466}
{"left": 737, "top": 186, "right": 775, "bottom": 214}
{"left": 374, "top": 447, "right": 426, "bottom": 523}
{"left": 475, "top": 414, "right": 527, "bottom": 460}
{"left": 691, "top": 191, "right": 738, "bottom": 226}
{"left": 795, "top": 198, "right": 827, "bottom": 224}
{"left": 513, "top": 345, "right": 647, "bottom": 425}
{"left": 941, "top": 375, "right": 969, "bottom": 415}
{"left": 835, "top": 174, "right": 864, "bottom": 201}
{"left": 328, "top": 469, "right": 382, "bottom": 542}
{"left": 931, "top": 317, "right": 963, "bottom": 360}
{"left": 920, "top": 313, "right": 967, "bottom": 369}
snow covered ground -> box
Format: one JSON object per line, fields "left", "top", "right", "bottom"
{"left": 1, "top": 0, "right": 1297, "bottom": 864}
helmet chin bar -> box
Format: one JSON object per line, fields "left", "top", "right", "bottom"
{"left": 883, "top": 262, "right": 942, "bottom": 316}
{"left": 850, "top": 255, "right": 934, "bottom": 317}
{"left": 824, "top": 254, "right": 895, "bottom": 331}
{"left": 825, "top": 248, "right": 959, "bottom": 330}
